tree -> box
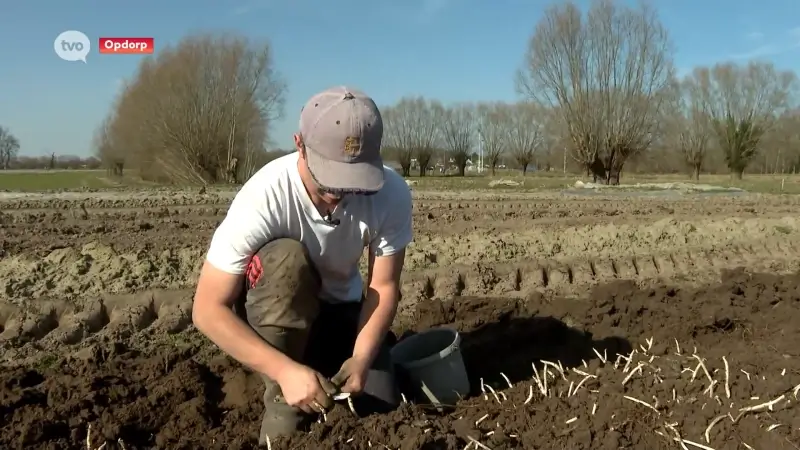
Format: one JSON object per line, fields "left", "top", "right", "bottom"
{"left": 477, "top": 102, "right": 511, "bottom": 175}
{"left": 381, "top": 102, "right": 413, "bottom": 177}
{"left": 93, "top": 116, "right": 125, "bottom": 176}
{"left": 382, "top": 97, "right": 441, "bottom": 177}
{"left": 508, "top": 102, "right": 546, "bottom": 175}
{"left": 419, "top": 101, "right": 445, "bottom": 176}
{"left": 438, "top": 103, "right": 476, "bottom": 176}
{"left": 767, "top": 109, "right": 800, "bottom": 174}
{"left": 0, "top": 126, "right": 20, "bottom": 170}
{"left": 664, "top": 77, "right": 713, "bottom": 180}
{"left": 517, "top": 0, "right": 675, "bottom": 184}
{"left": 96, "top": 32, "right": 286, "bottom": 184}
{"left": 688, "top": 62, "right": 798, "bottom": 179}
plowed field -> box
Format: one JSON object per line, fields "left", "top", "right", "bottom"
{"left": 1, "top": 188, "right": 799, "bottom": 449}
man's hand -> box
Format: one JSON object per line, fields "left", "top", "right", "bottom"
{"left": 331, "top": 356, "right": 371, "bottom": 394}
{"left": 276, "top": 361, "right": 337, "bottom": 413}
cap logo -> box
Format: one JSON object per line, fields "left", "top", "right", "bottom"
{"left": 343, "top": 136, "right": 361, "bottom": 157}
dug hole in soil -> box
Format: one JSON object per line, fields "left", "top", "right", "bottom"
{"left": 2, "top": 269, "right": 799, "bottom": 449}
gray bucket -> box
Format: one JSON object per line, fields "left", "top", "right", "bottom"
{"left": 390, "top": 327, "right": 470, "bottom": 406}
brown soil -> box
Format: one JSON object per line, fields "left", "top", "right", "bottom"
{"left": 2, "top": 197, "right": 798, "bottom": 304}
{"left": 2, "top": 192, "right": 798, "bottom": 260}
{"left": 2, "top": 269, "right": 799, "bottom": 449}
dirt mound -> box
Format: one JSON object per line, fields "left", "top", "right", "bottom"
{"left": 3, "top": 215, "right": 798, "bottom": 303}
{"left": 2, "top": 269, "right": 799, "bottom": 449}
{"left": 0, "top": 242, "right": 202, "bottom": 302}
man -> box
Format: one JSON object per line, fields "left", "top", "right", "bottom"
{"left": 191, "top": 86, "right": 412, "bottom": 443}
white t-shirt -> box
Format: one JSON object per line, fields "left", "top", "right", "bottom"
{"left": 206, "top": 152, "right": 413, "bottom": 303}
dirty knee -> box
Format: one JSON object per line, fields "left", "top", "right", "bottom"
{"left": 244, "top": 239, "right": 321, "bottom": 330}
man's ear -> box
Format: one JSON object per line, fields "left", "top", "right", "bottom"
{"left": 294, "top": 133, "right": 305, "bottom": 159}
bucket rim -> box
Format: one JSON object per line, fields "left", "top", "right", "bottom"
{"left": 390, "top": 326, "right": 461, "bottom": 370}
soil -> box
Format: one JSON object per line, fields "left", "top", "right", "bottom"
{"left": 2, "top": 190, "right": 799, "bottom": 449}
{"left": 1, "top": 192, "right": 799, "bottom": 304}
{"left": 2, "top": 268, "right": 799, "bottom": 449}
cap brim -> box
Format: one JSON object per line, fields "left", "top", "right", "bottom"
{"left": 306, "top": 146, "right": 385, "bottom": 192}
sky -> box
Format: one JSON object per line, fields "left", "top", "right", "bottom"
{"left": 1, "top": 0, "right": 799, "bottom": 158}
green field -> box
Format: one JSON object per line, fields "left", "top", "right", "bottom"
{"left": 0, "top": 169, "right": 798, "bottom": 195}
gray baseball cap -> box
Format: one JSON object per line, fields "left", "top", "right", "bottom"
{"left": 299, "top": 86, "right": 384, "bottom": 192}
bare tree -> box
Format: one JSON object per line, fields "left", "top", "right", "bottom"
{"left": 508, "top": 102, "right": 545, "bottom": 175}
{"left": 664, "top": 77, "right": 713, "bottom": 180}
{"left": 767, "top": 109, "right": 800, "bottom": 174}
{"left": 477, "top": 103, "right": 510, "bottom": 175}
{"left": 420, "top": 101, "right": 445, "bottom": 176}
{"left": 688, "top": 62, "right": 797, "bottom": 179}
{"left": 382, "top": 97, "right": 440, "bottom": 177}
{"left": 96, "top": 32, "right": 286, "bottom": 184}
{"left": 438, "top": 103, "right": 476, "bottom": 176}
{"left": 541, "top": 106, "right": 574, "bottom": 174}
{"left": 0, "top": 126, "right": 20, "bottom": 170}
{"left": 517, "top": 0, "right": 675, "bottom": 184}
{"left": 381, "top": 103, "right": 413, "bottom": 177}
{"left": 93, "top": 116, "right": 126, "bottom": 176}
{"left": 742, "top": 108, "right": 800, "bottom": 175}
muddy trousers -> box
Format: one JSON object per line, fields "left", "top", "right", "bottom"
{"left": 235, "top": 239, "right": 400, "bottom": 444}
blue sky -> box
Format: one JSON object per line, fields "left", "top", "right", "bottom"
{"left": 1, "top": 0, "right": 799, "bottom": 157}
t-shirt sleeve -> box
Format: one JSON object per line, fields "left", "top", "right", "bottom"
{"left": 370, "top": 175, "right": 413, "bottom": 257}
{"left": 206, "top": 187, "right": 275, "bottom": 274}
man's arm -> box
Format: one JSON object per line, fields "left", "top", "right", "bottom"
{"left": 353, "top": 249, "right": 405, "bottom": 365}
{"left": 192, "top": 186, "right": 295, "bottom": 382}
{"left": 354, "top": 174, "right": 413, "bottom": 365}
{"left": 192, "top": 262, "right": 294, "bottom": 381}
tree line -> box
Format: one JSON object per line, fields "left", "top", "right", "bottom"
{"left": 382, "top": 1, "right": 799, "bottom": 182}
{"left": 2, "top": 0, "right": 798, "bottom": 184}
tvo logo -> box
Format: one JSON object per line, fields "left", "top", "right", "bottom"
{"left": 54, "top": 30, "right": 91, "bottom": 63}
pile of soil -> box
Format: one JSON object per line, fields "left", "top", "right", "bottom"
{"left": 2, "top": 269, "right": 799, "bottom": 449}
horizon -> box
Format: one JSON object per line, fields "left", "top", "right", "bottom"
{"left": 1, "top": 0, "right": 799, "bottom": 158}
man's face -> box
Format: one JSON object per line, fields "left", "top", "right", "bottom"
{"left": 316, "top": 184, "right": 345, "bottom": 205}
{"left": 313, "top": 176, "right": 378, "bottom": 206}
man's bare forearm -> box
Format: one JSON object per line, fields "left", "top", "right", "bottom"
{"left": 193, "top": 302, "right": 294, "bottom": 380}
{"left": 353, "top": 284, "right": 399, "bottom": 365}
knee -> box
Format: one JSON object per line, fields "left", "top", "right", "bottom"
{"left": 248, "top": 239, "right": 319, "bottom": 289}
{"left": 244, "top": 239, "right": 321, "bottom": 328}
{"left": 253, "top": 239, "right": 311, "bottom": 275}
